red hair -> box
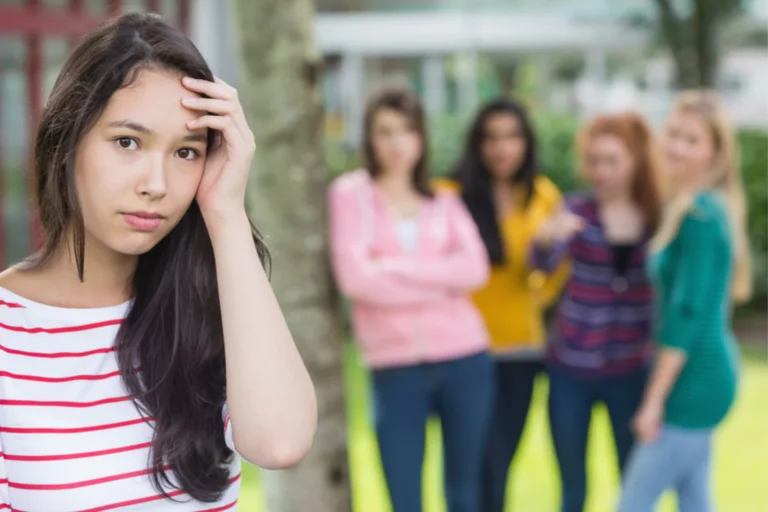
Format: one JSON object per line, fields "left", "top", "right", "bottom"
{"left": 576, "top": 112, "right": 664, "bottom": 232}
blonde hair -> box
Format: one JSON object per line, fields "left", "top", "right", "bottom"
{"left": 651, "top": 90, "right": 752, "bottom": 303}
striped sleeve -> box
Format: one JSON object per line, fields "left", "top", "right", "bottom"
{"left": 0, "top": 431, "right": 9, "bottom": 508}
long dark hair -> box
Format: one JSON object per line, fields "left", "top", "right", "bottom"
{"left": 28, "top": 13, "right": 268, "bottom": 502}
{"left": 362, "top": 86, "right": 433, "bottom": 197}
{"left": 453, "top": 98, "right": 538, "bottom": 264}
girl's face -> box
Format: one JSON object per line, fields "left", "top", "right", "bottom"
{"left": 663, "top": 109, "right": 716, "bottom": 189}
{"left": 369, "top": 108, "right": 423, "bottom": 178}
{"left": 481, "top": 113, "right": 527, "bottom": 180}
{"left": 74, "top": 69, "right": 207, "bottom": 257}
{"left": 584, "top": 134, "right": 636, "bottom": 199}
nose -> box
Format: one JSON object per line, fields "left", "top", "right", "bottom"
{"left": 138, "top": 153, "right": 168, "bottom": 200}
{"left": 392, "top": 131, "right": 411, "bottom": 148}
{"left": 666, "top": 138, "right": 686, "bottom": 158}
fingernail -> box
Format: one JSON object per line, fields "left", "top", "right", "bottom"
{"left": 183, "top": 97, "right": 197, "bottom": 104}
{"left": 182, "top": 76, "right": 195, "bottom": 83}
{"left": 188, "top": 119, "right": 198, "bottom": 127}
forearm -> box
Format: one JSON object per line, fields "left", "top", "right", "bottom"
{"left": 529, "top": 239, "right": 569, "bottom": 273}
{"left": 208, "top": 211, "right": 317, "bottom": 469}
{"left": 386, "top": 254, "right": 489, "bottom": 292}
{"left": 643, "top": 347, "right": 687, "bottom": 406}
{"left": 333, "top": 253, "right": 448, "bottom": 306}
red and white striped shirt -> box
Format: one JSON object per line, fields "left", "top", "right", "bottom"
{"left": 0, "top": 287, "right": 240, "bottom": 511}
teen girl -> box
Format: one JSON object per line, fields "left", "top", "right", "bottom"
{"left": 328, "top": 86, "right": 493, "bottom": 512}
{"left": 0, "top": 13, "right": 315, "bottom": 510}
{"left": 530, "top": 113, "right": 663, "bottom": 512}
{"left": 618, "top": 91, "right": 751, "bottom": 512}
{"left": 440, "top": 98, "right": 567, "bottom": 512}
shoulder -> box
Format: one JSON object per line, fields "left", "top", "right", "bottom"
{"left": 0, "top": 277, "right": 46, "bottom": 330}
{"left": 532, "top": 175, "right": 561, "bottom": 204}
{"left": 329, "top": 169, "right": 371, "bottom": 200}
{"left": 678, "top": 192, "right": 729, "bottom": 242}
{"left": 690, "top": 191, "right": 728, "bottom": 221}
{"left": 0, "top": 267, "right": 36, "bottom": 311}
{"left": 433, "top": 187, "right": 474, "bottom": 221}
{"left": 431, "top": 177, "right": 461, "bottom": 195}
{"left": 562, "top": 191, "right": 595, "bottom": 215}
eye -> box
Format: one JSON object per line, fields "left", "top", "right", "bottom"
{"left": 176, "top": 147, "right": 201, "bottom": 161}
{"left": 115, "top": 137, "right": 138, "bottom": 151}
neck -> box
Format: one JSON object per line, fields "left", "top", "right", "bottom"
{"left": 376, "top": 170, "right": 415, "bottom": 199}
{"left": 43, "top": 233, "right": 137, "bottom": 307}
{"left": 597, "top": 188, "right": 633, "bottom": 208}
{"left": 673, "top": 176, "right": 707, "bottom": 200}
{"left": 492, "top": 177, "right": 516, "bottom": 196}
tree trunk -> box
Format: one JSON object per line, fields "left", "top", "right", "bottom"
{"left": 693, "top": 0, "right": 719, "bottom": 88}
{"left": 655, "top": 0, "right": 699, "bottom": 89}
{"left": 655, "top": 0, "right": 733, "bottom": 89}
{"left": 233, "top": 1, "right": 352, "bottom": 511}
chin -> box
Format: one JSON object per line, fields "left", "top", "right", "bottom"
{"left": 109, "top": 234, "right": 165, "bottom": 256}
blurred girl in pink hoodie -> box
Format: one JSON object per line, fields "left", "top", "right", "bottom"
{"left": 328, "top": 86, "right": 493, "bottom": 512}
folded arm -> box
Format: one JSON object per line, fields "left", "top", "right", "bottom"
{"left": 328, "top": 182, "right": 447, "bottom": 307}
{"left": 386, "top": 193, "right": 490, "bottom": 292}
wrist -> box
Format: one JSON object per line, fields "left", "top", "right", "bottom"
{"left": 641, "top": 395, "right": 665, "bottom": 411}
{"left": 203, "top": 208, "right": 251, "bottom": 244}
{"left": 536, "top": 232, "right": 553, "bottom": 248}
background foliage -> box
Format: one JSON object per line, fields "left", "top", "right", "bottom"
{"left": 325, "top": 114, "right": 768, "bottom": 307}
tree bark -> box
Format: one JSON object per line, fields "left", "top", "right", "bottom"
{"left": 655, "top": 0, "right": 698, "bottom": 89}
{"left": 693, "top": 0, "right": 718, "bottom": 88}
{"left": 655, "top": 0, "right": 740, "bottom": 89}
{"left": 233, "top": 1, "right": 352, "bottom": 511}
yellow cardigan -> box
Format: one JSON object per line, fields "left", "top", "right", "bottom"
{"left": 434, "top": 176, "right": 570, "bottom": 356}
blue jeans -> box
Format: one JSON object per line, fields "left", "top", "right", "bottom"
{"left": 617, "top": 426, "right": 713, "bottom": 512}
{"left": 371, "top": 351, "right": 495, "bottom": 512}
{"left": 482, "top": 360, "right": 544, "bottom": 512}
{"left": 548, "top": 366, "right": 647, "bottom": 512}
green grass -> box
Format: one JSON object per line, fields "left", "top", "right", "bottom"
{"left": 238, "top": 344, "right": 768, "bottom": 511}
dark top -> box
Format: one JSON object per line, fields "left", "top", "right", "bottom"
{"left": 530, "top": 193, "right": 655, "bottom": 377}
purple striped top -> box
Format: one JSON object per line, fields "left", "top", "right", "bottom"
{"left": 530, "top": 193, "right": 655, "bottom": 377}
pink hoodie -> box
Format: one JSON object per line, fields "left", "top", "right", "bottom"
{"left": 328, "top": 169, "right": 491, "bottom": 369}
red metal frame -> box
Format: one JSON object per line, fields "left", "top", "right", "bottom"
{"left": 0, "top": 6, "right": 105, "bottom": 36}
{"left": 0, "top": 0, "right": 191, "bottom": 262}
{"left": 0, "top": 61, "right": 4, "bottom": 263}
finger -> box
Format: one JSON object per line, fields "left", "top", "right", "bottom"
{"left": 214, "top": 76, "right": 233, "bottom": 88}
{"left": 182, "top": 76, "right": 236, "bottom": 101}
{"left": 188, "top": 116, "right": 253, "bottom": 152}
{"left": 188, "top": 115, "right": 239, "bottom": 140}
{"left": 209, "top": 76, "right": 251, "bottom": 136}
{"left": 181, "top": 97, "right": 234, "bottom": 115}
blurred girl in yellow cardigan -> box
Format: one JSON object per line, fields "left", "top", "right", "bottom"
{"left": 436, "top": 98, "right": 568, "bottom": 512}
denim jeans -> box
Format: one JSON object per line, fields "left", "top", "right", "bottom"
{"left": 617, "top": 425, "right": 713, "bottom": 512}
{"left": 548, "top": 366, "right": 648, "bottom": 512}
{"left": 371, "top": 351, "right": 495, "bottom": 512}
{"left": 481, "top": 360, "right": 544, "bottom": 512}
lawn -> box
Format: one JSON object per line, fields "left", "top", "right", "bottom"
{"left": 238, "top": 343, "right": 768, "bottom": 511}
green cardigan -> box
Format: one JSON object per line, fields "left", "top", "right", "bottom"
{"left": 648, "top": 192, "right": 740, "bottom": 429}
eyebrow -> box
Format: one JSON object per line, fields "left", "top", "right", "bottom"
{"left": 107, "top": 119, "right": 207, "bottom": 144}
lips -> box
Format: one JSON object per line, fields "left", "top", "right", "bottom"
{"left": 122, "top": 211, "right": 164, "bottom": 231}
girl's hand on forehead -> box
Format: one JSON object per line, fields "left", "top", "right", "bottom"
{"left": 180, "top": 75, "right": 255, "bottom": 226}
